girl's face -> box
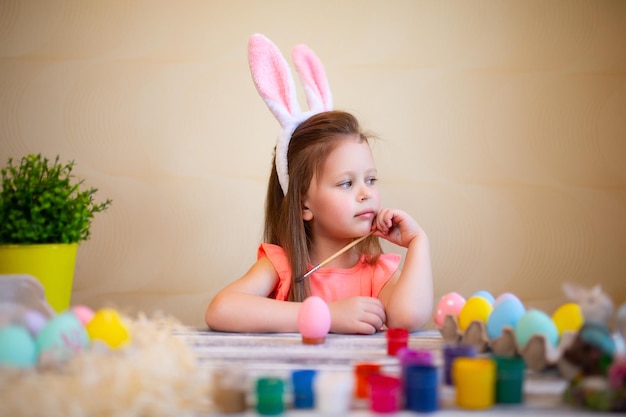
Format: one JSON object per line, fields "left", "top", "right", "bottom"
{"left": 302, "top": 135, "right": 380, "bottom": 240}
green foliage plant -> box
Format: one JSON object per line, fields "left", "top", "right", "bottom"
{"left": 0, "top": 154, "right": 112, "bottom": 244}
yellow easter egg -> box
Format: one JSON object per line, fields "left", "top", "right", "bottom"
{"left": 458, "top": 296, "right": 494, "bottom": 331}
{"left": 551, "top": 303, "right": 583, "bottom": 335}
{"left": 86, "top": 308, "right": 131, "bottom": 348}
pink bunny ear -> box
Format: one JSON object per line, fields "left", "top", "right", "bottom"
{"left": 248, "top": 34, "right": 334, "bottom": 195}
{"left": 248, "top": 34, "right": 301, "bottom": 127}
{"left": 292, "top": 44, "right": 333, "bottom": 113}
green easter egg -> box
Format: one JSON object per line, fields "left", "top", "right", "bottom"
{"left": 36, "top": 311, "right": 90, "bottom": 363}
{"left": 514, "top": 309, "right": 559, "bottom": 348}
{"left": 0, "top": 324, "right": 38, "bottom": 368}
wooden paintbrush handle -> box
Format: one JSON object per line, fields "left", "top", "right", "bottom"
{"left": 300, "top": 231, "right": 374, "bottom": 280}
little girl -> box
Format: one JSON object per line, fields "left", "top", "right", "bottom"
{"left": 205, "top": 35, "right": 433, "bottom": 334}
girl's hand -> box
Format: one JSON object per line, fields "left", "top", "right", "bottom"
{"left": 328, "top": 296, "right": 386, "bottom": 334}
{"left": 372, "top": 208, "right": 422, "bottom": 248}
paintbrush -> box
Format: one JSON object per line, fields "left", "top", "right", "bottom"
{"left": 298, "top": 231, "right": 374, "bottom": 282}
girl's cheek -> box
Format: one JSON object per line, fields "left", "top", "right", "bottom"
{"left": 373, "top": 192, "right": 381, "bottom": 209}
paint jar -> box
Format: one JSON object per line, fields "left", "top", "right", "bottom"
{"left": 494, "top": 355, "right": 526, "bottom": 404}
{"left": 315, "top": 371, "right": 354, "bottom": 415}
{"left": 292, "top": 369, "right": 316, "bottom": 409}
{"left": 256, "top": 377, "right": 284, "bottom": 415}
{"left": 212, "top": 368, "right": 248, "bottom": 413}
{"left": 404, "top": 364, "right": 438, "bottom": 412}
{"left": 443, "top": 343, "right": 476, "bottom": 385}
{"left": 368, "top": 374, "right": 401, "bottom": 413}
{"left": 452, "top": 357, "right": 495, "bottom": 410}
{"left": 354, "top": 362, "right": 381, "bottom": 399}
{"left": 399, "top": 348, "right": 434, "bottom": 379}
{"left": 399, "top": 348, "right": 434, "bottom": 367}
{"left": 386, "top": 327, "right": 409, "bottom": 356}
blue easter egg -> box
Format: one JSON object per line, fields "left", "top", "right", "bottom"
{"left": 36, "top": 311, "right": 90, "bottom": 363}
{"left": 471, "top": 290, "right": 495, "bottom": 304}
{"left": 514, "top": 309, "right": 559, "bottom": 348}
{"left": 0, "top": 324, "right": 38, "bottom": 368}
{"left": 486, "top": 297, "right": 526, "bottom": 339}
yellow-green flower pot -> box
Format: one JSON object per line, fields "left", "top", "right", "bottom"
{"left": 0, "top": 243, "right": 78, "bottom": 312}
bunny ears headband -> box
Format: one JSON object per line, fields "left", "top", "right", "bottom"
{"left": 248, "top": 33, "right": 333, "bottom": 194}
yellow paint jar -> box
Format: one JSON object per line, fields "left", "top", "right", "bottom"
{"left": 452, "top": 357, "right": 495, "bottom": 409}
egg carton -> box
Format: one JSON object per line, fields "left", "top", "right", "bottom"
{"left": 439, "top": 314, "right": 577, "bottom": 372}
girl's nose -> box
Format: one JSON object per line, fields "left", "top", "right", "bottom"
{"left": 358, "top": 186, "right": 372, "bottom": 201}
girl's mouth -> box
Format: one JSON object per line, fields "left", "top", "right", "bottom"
{"left": 355, "top": 210, "right": 375, "bottom": 219}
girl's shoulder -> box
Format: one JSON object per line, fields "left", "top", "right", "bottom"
{"left": 258, "top": 243, "right": 291, "bottom": 301}
{"left": 258, "top": 243, "right": 287, "bottom": 262}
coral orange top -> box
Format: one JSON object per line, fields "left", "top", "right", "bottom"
{"left": 258, "top": 243, "right": 401, "bottom": 302}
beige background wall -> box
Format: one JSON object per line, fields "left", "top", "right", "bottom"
{"left": 1, "top": 1, "right": 624, "bottom": 328}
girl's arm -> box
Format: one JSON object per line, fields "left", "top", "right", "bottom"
{"left": 374, "top": 208, "right": 434, "bottom": 332}
{"left": 205, "top": 257, "right": 301, "bottom": 332}
{"left": 206, "top": 257, "right": 387, "bottom": 334}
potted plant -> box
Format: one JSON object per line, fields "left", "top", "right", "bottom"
{"left": 0, "top": 154, "right": 111, "bottom": 312}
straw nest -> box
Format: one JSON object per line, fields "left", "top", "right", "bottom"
{"left": 0, "top": 313, "right": 212, "bottom": 417}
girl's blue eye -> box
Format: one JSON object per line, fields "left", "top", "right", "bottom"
{"left": 339, "top": 180, "right": 352, "bottom": 189}
{"left": 367, "top": 177, "right": 378, "bottom": 185}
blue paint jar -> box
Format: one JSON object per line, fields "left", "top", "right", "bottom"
{"left": 404, "top": 364, "right": 438, "bottom": 412}
{"left": 292, "top": 369, "right": 316, "bottom": 409}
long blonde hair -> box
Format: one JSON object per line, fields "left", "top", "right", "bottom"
{"left": 264, "top": 111, "right": 383, "bottom": 301}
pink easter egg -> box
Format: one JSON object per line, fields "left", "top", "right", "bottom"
{"left": 72, "top": 305, "right": 95, "bottom": 326}
{"left": 298, "top": 296, "right": 331, "bottom": 345}
{"left": 433, "top": 292, "right": 466, "bottom": 328}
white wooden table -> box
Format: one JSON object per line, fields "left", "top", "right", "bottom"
{"left": 175, "top": 329, "right": 613, "bottom": 416}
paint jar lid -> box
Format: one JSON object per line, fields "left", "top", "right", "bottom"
{"left": 443, "top": 343, "right": 477, "bottom": 357}
{"left": 404, "top": 364, "right": 439, "bottom": 412}
{"left": 453, "top": 357, "right": 496, "bottom": 383}
{"left": 292, "top": 369, "right": 316, "bottom": 409}
{"left": 494, "top": 355, "right": 526, "bottom": 404}
{"left": 386, "top": 327, "right": 410, "bottom": 356}
{"left": 386, "top": 327, "right": 409, "bottom": 340}
{"left": 213, "top": 368, "right": 248, "bottom": 413}
{"left": 315, "top": 371, "right": 354, "bottom": 414}
{"left": 405, "top": 364, "right": 438, "bottom": 388}
{"left": 399, "top": 348, "right": 435, "bottom": 367}
{"left": 368, "top": 374, "right": 401, "bottom": 413}
{"left": 256, "top": 377, "right": 284, "bottom": 415}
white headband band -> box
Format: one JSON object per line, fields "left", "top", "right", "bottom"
{"left": 248, "top": 34, "right": 333, "bottom": 194}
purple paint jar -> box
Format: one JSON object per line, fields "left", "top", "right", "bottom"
{"left": 443, "top": 343, "right": 476, "bottom": 385}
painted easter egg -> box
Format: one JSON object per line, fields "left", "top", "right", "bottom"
{"left": 471, "top": 290, "right": 495, "bottom": 305}
{"left": 458, "top": 296, "right": 494, "bottom": 331}
{"left": 298, "top": 296, "right": 331, "bottom": 344}
{"left": 433, "top": 292, "right": 466, "bottom": 328}
{"left": 22, "top": 309, "right": 48, "bottom": 336}
{"left": 72, "top": 305, "right": 95, "bottom": 326}
{"left": 36, "top": 311, "right": 90, "bottom": 363}
{"left": 86, "top": 308, "right": 131, "bottom": 349}
{"left": 552, "top": 303, "right": 583, "bottom": 336}
{"left": 494, "top": 292, "right": 521, "bottom": 307}
{"left": 514, "top": 309, "right": 559, "bottom": 348}
{"left": 0, "top": 324, "right": 38, "bottom": 368}
{"left": 486, "top": 297, "right": 526, "bottom": 340}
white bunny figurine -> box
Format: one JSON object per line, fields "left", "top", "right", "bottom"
{"left": 559, "top": 283, "right": 617, "bottom": 379}
{"left": 562, "top": 283, "right": 614, "bottom": 325}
